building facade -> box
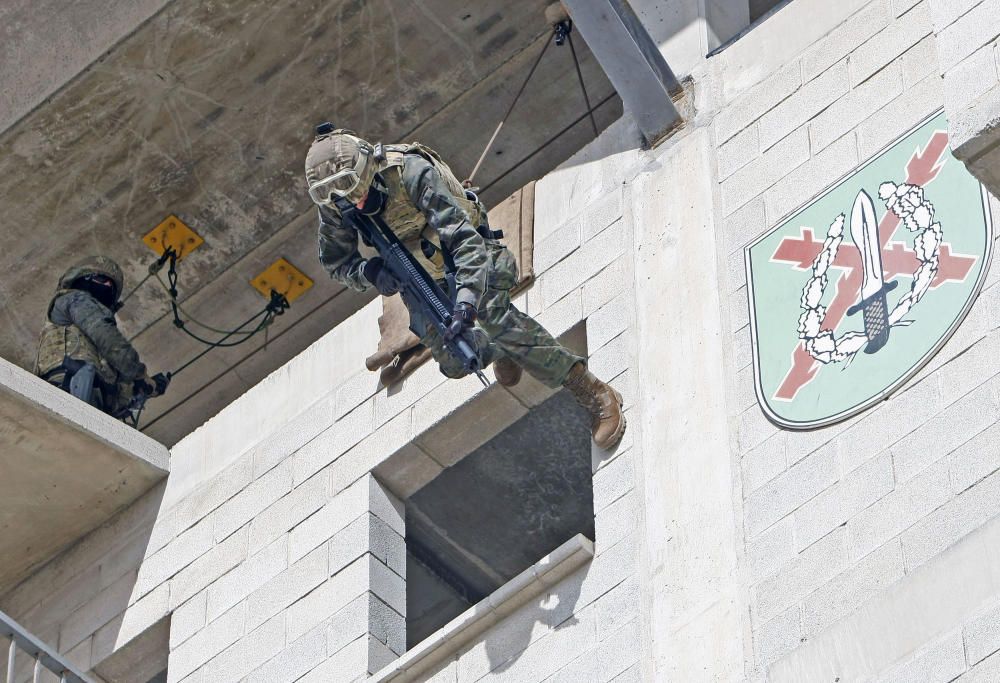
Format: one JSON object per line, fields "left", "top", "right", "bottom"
{"left": 4, "top": 0, "right": 1000, "bottom": 681}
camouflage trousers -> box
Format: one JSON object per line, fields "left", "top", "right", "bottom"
{"left": 419, "top": 241, "right": 583, "bottom": 387}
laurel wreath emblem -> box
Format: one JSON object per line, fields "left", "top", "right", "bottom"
{"left": 797, "top": 182, "right": 942, "bottom": 364}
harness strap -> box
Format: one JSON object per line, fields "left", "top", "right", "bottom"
{"left": 41, "top": 357, "right": 117, "bottom": 397}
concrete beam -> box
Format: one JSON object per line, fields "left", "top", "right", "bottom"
{"left": 0, "top": 357, "right": 168, "bottom": 594}
{"left": 562, "top": 0, "right": 682, "bottom": 145}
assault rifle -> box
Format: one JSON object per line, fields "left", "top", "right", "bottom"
{"left": 335, "top": 199, "right": 489, "bottom": 387}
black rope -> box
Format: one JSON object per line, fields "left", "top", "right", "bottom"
{"left": 140, "top": 248, "right": 291, "bottom": 382}
{"left": 566, "top": 31, "right": 599, "bottom": 137}
{"left": 170, "top": 305, "right": 277, "bottom": 349}
{"left": 161, "top": 249, "right": 289, "bottom": 354}
{"left": 169, "top": 301, "right": 281, "bottom": 378}
{"left": 139, "top": 287, "right": 353, "bottom": 432}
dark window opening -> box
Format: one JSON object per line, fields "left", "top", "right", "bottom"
{"left": 707, "top": 0, "right": 796, "bottom": 56}
{"left": 750, "top": 0, "right": 790, "bottom": 22}
{"left": 403, "top": 389, "right": 594, "bottom": 648}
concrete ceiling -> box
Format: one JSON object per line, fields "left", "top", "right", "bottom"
{"left": 0, "top": 0, "right": 622, "bottom": 445}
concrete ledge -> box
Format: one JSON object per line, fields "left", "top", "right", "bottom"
{"left": 0, "top": 358, "right": 168, "bottom": 594}
{"left": 369, "top": 534, "right": 594, "bottom": 683}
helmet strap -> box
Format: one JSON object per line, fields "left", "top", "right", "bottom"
{"left": 360, "top": 174, "right": 389, "bottom": 216}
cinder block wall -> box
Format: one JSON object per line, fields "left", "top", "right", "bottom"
{"left": 928, "top": 0, "right": 1000, "bottom": 193}
{"left": 718, "top": 1, "right": 1000, "bottom": 680}
{"left": 0, "top": 119, "right": 640, "bottom": 682}
{"left": 6, "top": 2, "right": 1000, "bottom": 682}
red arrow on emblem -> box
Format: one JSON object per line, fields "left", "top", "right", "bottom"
{"left": 769, "top": 130, "right": 971, "bottom": 401}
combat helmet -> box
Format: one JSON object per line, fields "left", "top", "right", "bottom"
{"left": 305, "top": 123, "right": 379, "bottom": 207}
{"left": 57, "top": 255, "right": 125, "bottom": 310}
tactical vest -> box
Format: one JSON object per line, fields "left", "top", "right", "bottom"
{"left": 377, "top": 143, "right": 484, "bottom": 281}
{"left": 34, "top": 289, "right": 119, "bottom": 387}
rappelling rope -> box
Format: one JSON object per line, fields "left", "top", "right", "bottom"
{"left": 119, "top": 271, "right": 153, "bottom": 307}
{"left": 160, "top": 250, "right": 288, "bottom": 353}
{"left": 466, "top": 13, "right": 602, "bottom": 189}
{"left": 566, "top": 30, "right": 599, "bottom": 137}
{"left": 466, "top": 32, "right": 553, "bottom": 186}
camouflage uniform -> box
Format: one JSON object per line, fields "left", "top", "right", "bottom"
{"left": 34, "top": 256, "right": 148, "bottom": 416}
{"left": 309, "top": 132, "right": 583, "bottom": 387}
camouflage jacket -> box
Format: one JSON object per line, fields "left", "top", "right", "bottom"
{"left": 316, "top": 153, "right": 490, "bottom": 309}
{"left": 39, "top": 289, "right": 146, "bottom": 382}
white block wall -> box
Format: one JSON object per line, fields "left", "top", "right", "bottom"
{"left": 6, "top": 2, "right": 1000, "bottom": 682}
{"left": 718, "top": 1, "right": 1000, "bottom": 679}
{"left": 0, "top": 116, "right": 641, "bottom": 682}
{"left": 929, "top": 0, "right": 1000, "bottom": 193}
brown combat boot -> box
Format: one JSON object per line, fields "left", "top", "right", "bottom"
{"left": 563, "top": 362, "right": 626, "bottom": 449}
{"left": 494, "top": 356, "right": 523, "bottom": 387}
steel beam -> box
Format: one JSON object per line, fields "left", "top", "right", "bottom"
{"left": 562, "top": 0, "right": 683, "bottom": 145}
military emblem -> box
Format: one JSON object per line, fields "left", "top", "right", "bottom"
{"left": 746, "top": 112, "right": 993, "bottom": 429}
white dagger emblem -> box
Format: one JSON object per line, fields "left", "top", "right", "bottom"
{"left": 847, "top": 189, "right": 897, "bottom": 353}
{"left": 853, "top": 190, "right": 884, "bottom": 300}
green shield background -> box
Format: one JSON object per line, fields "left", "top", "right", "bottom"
{"left": 746, "top": 112, "right": 993, "bottom": 429}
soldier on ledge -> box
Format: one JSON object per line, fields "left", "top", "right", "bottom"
{"left": 33, "top": 256, "right": 169, "bottom": 420}
{"left": 303, "top": 124, "right": 625, "bottom": 449}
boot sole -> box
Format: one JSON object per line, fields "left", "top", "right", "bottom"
{"left": 496, "top": 373, "right": 522, "bottom": 387}
{"left": 494, "top": 360, "right": 523, "bottom": 387}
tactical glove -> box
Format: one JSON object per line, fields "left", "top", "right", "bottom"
{"left": 134, "top": 375, "right": 155, "bottom": 398}
{"left": 135, "top": 372, "right": 170, "bottom": 398}
{"left": 444, "top": 302, "right": 477, "bottom": 341}
{"left": 152, "top": 372, "right": 171, "bottom": 396}
{"left": 362, "top": 257, "right": 401, "bottom": 296}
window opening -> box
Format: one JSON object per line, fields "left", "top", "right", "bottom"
{"left": 750, "top": 0, "right": 790, "bottom": 23}
{"left": 707, "top": 0, "right": 796, "bottom": 56}
{"left": 403, "top": 388, "right": 594, "bottom": 648}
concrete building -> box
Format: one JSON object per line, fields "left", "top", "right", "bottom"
{"left": 4, "top": 0, "right": 1000, "bottom": 681}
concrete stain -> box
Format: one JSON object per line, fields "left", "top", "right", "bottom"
{"left": 10, "top": 129, "right": 48, "bottom": 161}
{"left": 253, "top": 61, "right": 286, "bottom": 86}
{"left": 474, "top": 12, "right": 503, "bottom": 35}
{"left": 478, "top": 27, "right": 518, "bottom": 58}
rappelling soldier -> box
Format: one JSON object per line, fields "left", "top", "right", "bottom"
{"left": 33, "top": 256, "right": 169, "bottom": 420}
{"left": 304, "top": 124, "right": 625, "bottom": 449}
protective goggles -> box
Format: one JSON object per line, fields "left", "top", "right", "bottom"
{"left": 307, "top": 148, "right": 372, "bottom": 206}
